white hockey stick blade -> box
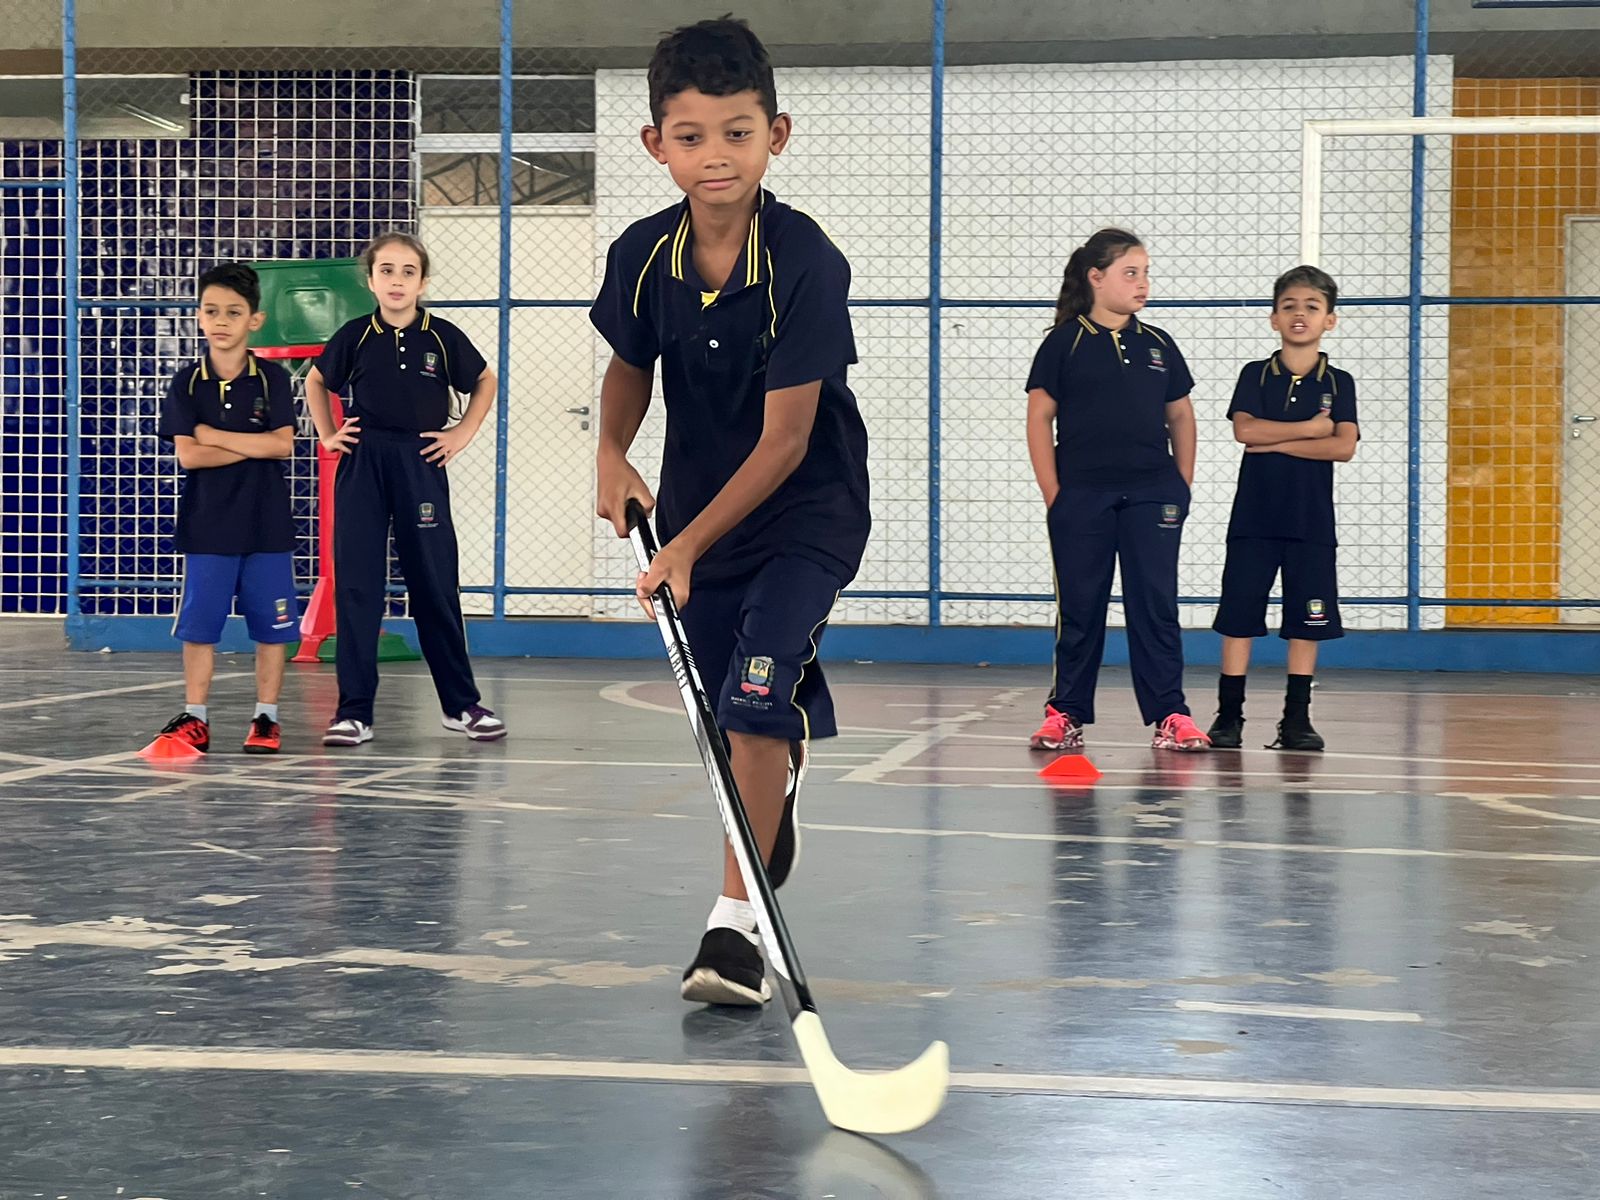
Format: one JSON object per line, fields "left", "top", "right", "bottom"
{"left": 791, "top": 1011, "right": 949, "bottom": 1135}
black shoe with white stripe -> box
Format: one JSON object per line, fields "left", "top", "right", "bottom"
{"left": 681, "top": 928, "right": 770, "bottom": 1007}
{"left": 767, "top": 740, "right": 807, "bottom": 890}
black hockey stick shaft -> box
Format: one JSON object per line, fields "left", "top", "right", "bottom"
{"left": 624, "top": 499, "right": 817, "bottom": 1019}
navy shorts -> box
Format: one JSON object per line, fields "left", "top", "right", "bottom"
{"left": 1214, "top": 538, "right": 1343, "bottom": 641}
{"left": 173, "top": 552, "right": 300, "bottom": 645}
{"left": 679, "top": 555, "right": 844, "bottom": 742}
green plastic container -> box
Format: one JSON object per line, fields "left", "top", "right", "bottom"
{"left": 248, "top": 257, "right": 372, "bottom": 352}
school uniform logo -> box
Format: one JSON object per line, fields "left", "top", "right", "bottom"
{"left": 252, "top": 391, "right": 268, "bottom": 425}
{"left": 421, "top": 351, "right": 441, "bottom": 379}
{"left": 1306, "top": 598, "right": 1329, "bottom": 627}
{"left": 1320, "top": 394, "right": 1334, "bottom": 413}
{"left": 273, "top": 597, "right": 292, "bottom": 628}
{"left": 734, "top": 655, "right": 777, "bottom": 711}
{"left": 1148, "top": 347, "right": 1166, "bottom": 373}
{"left": 1160, "top": 503, "right": 1182, "bottom": 528}
{"left": 418, "top": 502, "right": 437, "bottom": 528}
{"left": 739, "top": 655, "right": 775, "bottom": 698}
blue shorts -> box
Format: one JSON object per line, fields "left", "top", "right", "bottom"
{"left": 174, "top": 552, "right": 300, "bottom": 645}
{"left": 680, "top": 555, "right": 844, "bottom": 742}
{"left": 1214, "top": 538, "right": 1344, "bottom": 641}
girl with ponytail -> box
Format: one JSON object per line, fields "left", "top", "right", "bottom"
{"left": 1024, "top": 229, "right": 1210, "bottom": 753}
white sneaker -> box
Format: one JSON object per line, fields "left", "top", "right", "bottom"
{"left": 323, "top": 718, "right": 373, "bottom": 747}
{"left": 442, "top": 705, "right": 507, "bottom": 742}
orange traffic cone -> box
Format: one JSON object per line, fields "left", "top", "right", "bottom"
{"left": 138, "top": 734, "right": 205, "bottom": 763}
{"left": 1038, "top": 754, "right": 1101, "bottom": 785}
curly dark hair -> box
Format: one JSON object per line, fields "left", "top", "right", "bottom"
{"left": 648, "top": 16, "right": 777, "bottom": 126}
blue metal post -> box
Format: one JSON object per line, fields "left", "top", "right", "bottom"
{"left": 1406, "top": 0, "right": 1428, "bottom": 631}
{"left": 493, "top": 0, "right": 513, "bottom": 621}
{"left": 928, "top": 0, "right": 945, "bottom": 627}
{"left": 63, "top": 0, "right": 83, "bottom": 638}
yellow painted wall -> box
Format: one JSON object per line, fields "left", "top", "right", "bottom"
{"left": 1448, "top": 79, "right": 1600, "bottom": 624}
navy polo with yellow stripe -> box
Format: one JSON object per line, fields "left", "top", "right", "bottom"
{"left": 1225, "top": 351, "right": 1359, "bottom": 545}
{"left": 1026, "top": 313, "right": 1196, "bottom": 488}
{"left": 158, "top": 351, "right": 297, "bottom": 555}
{"left": 315, "top": 308, "right": 487, "bottom": 433}
{"left": 589, "top": 189, "right": 870, "bottom": 585}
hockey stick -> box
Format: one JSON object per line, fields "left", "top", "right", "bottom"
{"left": 625, "top": 500, "right": 948, "bottom": 1135}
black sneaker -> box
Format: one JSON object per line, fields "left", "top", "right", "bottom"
{"left": 681, "top": 927, "right": 770, "bottom": 1007}
{"left": 767, "top": 741, "right": 807, "bottom": 890}
{"left": 1268, "top": 720, "right": 1325, "bottom": 752}
{"left": 1207, "top": 712, "right": 1244, "bottom": 749}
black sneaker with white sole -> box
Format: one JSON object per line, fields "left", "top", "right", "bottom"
{"left": 681, "top": 927, "right": 770, "bottom": 1007}
{"left": 767, "top": 740, "right": 807, "bottom": 890}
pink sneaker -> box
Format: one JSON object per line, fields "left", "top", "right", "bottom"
{"left": 1029, "top": 705, "right": 1084, "bottom": 751}
{"left": 1152, "top": 712, "right": 1210, "bottom": 752}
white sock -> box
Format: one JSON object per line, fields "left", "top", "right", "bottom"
{"left": 255, "top": 703, "right": 278, "bottom": 722}
{"left": 706, "top": 895, "right": 758, "bottom": 946}
{"left": 185, "top": 703, "right": 208, "bottom": 723}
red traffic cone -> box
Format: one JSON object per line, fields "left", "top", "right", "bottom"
{"left": 138, "top": 734, "right": 205, "bottom": 763}
{"left": 1038, "top": 754, "right": 1101, "bottom": 784}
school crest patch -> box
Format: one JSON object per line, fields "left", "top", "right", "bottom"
{"left": 422, "top": 351, "right": 440, "bottom": 378}
{"left": 1160, "top": 503, "right": 1181, "bottom": 527}
{"left": 1306, "top": 598, "right": 1328, "bottom": 626}
{"left": 419, "top": 502, "right": 437, "bottom": 528}
{"left": 274, "top": 597, "right": 291, "bottom": 627}
{"left": 1148, "top": 347, "right": 1166, "bottom": 372}
{"left": 739, "top": 655, "right": 775, "bottom": 697}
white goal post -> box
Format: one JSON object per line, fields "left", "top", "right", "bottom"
{"left": 1300, "top": 114, "right": 1600, "bottom": 264}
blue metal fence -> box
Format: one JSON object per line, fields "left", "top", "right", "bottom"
{"left": 22, "top": 0, "right": 1600, "bottom": 661}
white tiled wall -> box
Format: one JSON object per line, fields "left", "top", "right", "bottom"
{"left": 593, "top": 56, "right": 1452, "bottom": 630}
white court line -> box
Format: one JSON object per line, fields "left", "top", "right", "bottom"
{"left": 1053, "top": 739, "right": 1600, "bottom": 775}
{"left": 1, "top": 1044, "right": 1597, "bottom": 1115}
{"left": 1175, "top": 1000, "right": 1423, "bottom": 1024}
{"left": 0, "top": 668, "right": 182, "bottom": 676}
{"left": 0, "top": 750, "right": 141, "bottom": 786}
{"left": 600, "top": 680, "right": 1600, "bottom": 771}
{"left": 0, "top": 673, "right": 251, "bottom": 712}
{"left": 20, "top": 759, "right": 1600, "bottom": 845}
{"left": 188, "top": 841, "right": 265, "bottom": 861}
{"left": 26, "top": 748, "right": 1600, "bottom": 798}
{"left": 99, "top": 780, "right": 198, "bottom": 805}
{"left": 881, "top": 763, "right": 1600, "bottom": 788}
{"left": 803, "top": 821, "right": 1600, "bottom": 864}
{"left": 328, "top": 763, "right": 451, "bottom": 794}
{"left": 598, "top": 681, "right": 1012, "bottom": 739}
{"left": 841, "top": 711, "right": 994, "bottom": 785}
{"left": 1458, "top": 794, "right": 1600, "bottom": 827}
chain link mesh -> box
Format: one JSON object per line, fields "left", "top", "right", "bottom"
{"left": 1, "top": 3, "right": 64, "bottom": 615}
{"left": 1441, "top": 64, "right": 1600, "bottom": 626}
{"left": 3, "top": 1, "right": 1597, "bottom": 641}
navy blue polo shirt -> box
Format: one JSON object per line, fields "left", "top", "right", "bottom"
{"left": 1225, "top": 351, "right": 1359, "bottom": 545}
{"left": 1025, "top": 313, "right": 1196, "bottom": 488}
{"left": 590, "top": 190, "right": 871, "bottom": 584}
{"left": 315, "top": 308, "right": 487, "bottom": 433}
{"left": 157, "top": 352, "right": 297, "bottom": 556}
